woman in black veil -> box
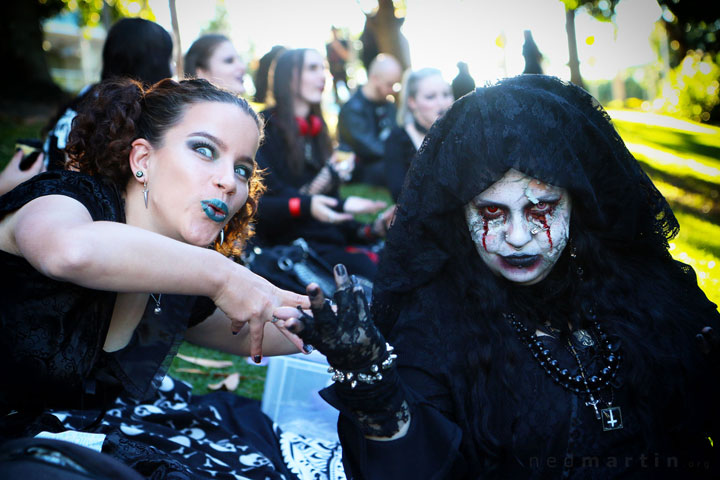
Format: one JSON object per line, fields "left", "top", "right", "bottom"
{"left": 277, "top": 75, "right": 720, "bottom": 478}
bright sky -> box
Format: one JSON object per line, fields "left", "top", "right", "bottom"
{"left": 149, "top": 0, "right": 664, "bottom": 85}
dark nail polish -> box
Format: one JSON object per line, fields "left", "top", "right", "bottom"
{"left": 309, "top": 286, "right": 320, "bottom": 297}
{"left": 253, "top": 355, "right": 261, "bottom": 364}
{"left": 303, "top": 344, "right": 314, "bottom": 354}
{"left": 334, "top": 264, "right": 347, "bottom": 276}
{"left": 232, "top": 330, "right": 238, "bottom": 336}
{"left": 15, "top": 147, "right": 21, "bottom": 153}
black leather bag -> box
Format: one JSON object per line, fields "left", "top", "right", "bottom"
{"left": 0, "top": 437, "right": 143, "bottom": 479}
{"left": 243, "top": 238, "right": 338, "bottom": 296}
{"left": 243, "top": 238, "right": 373, "bottom": 300}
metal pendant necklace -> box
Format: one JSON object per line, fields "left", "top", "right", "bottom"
{"left": 150, "top": 293, "right": 162, "bottom": 314}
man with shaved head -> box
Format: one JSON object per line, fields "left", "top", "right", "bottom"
{"left": 338, "top": 53, "right": 403, "bottom": 185}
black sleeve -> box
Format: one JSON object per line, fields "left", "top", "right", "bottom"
{"left": 0, "top": 170, "right": 123, "bottom": 222}
{"left": 384, "top": 128, "right": 415, "bottom": 202}
{"left": 338, "top": 103, "right": 385, "bottom": 161}
{"left": 187, "top": 296, "right": 217, "bottom": 328}
{"left": 320, "top": 357, "right": 467, "bottom": 478}
{"left": 254, "top": 141, "right": 313, "bottom": 237}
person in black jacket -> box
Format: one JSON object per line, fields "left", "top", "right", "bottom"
{"left": 337, "top": 53, "right": 402, "bottom": 186}
{"left": 255, "top": 49, "right": 388, "bottom": 284}
{"left": 278, "top": 75, "right": 720, "bottom": 479}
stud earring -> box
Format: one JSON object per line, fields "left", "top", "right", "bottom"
{"left": 143, "top": 181, "right": 149, "bottom": 209}
{"left": 135, "top": 170, "right": 144, "bottom": 178}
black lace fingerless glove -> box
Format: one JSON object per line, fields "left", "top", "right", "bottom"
{"left": 298, "top": 278, "right": 387, "bottom": 371}
{"left": 296, "top": 276, "right": 409, "bottom": 437}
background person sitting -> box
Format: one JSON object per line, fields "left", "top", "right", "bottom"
{"left": 254, "top": 48, "right": 387, "bottom": 286}
{"left": 43, "top": 17, "right": 174, "bottom": 172}
{"left": 337, "top": 53, "right": 402, "bottom": 186}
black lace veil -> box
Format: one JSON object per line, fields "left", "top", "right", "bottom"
{"left": 374, "top": 75, "right": 677, "bottom": 306}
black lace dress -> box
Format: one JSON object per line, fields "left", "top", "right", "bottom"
{"left": 321, "top": 76, "right": 720, "bottom": 478}
{"left": 0, "top": 171, "right": 344, "bottom": 479}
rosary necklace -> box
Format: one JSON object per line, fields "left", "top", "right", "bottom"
{"left": 507, "top": 314, "right": 624, "bottom": 431}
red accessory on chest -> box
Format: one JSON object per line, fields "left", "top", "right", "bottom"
{"left": 295, "top": 115, "right": 323, "bottom": 137}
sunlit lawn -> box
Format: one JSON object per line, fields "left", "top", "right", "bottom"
{"left": 609, "top": 109, "right": 720, "bottom": 308}
{"left": 2, "top": 109, "right": 718, "bottom": 399}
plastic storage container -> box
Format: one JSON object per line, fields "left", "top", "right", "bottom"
{"left": 261, "top": 351, "right": 339, "bottom": 442}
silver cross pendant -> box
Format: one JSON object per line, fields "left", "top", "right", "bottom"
{"left": 601, "top": 406, "right": 623, "bottom": 431}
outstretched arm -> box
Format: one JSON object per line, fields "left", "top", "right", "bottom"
{"left": 2, "top": 194, "right": 309, "bottom": 358}
{"left": 274, "top": 266, "right": 466, "bottom": 477}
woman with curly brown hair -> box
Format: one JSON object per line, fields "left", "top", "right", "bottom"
{"left": 0, "top": 78, "right": 349, "bottom": 479}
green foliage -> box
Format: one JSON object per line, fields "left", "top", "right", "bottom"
{"left": 658, "top": 51, "right": 720, "bottom": 123}
{"left": 559, "top": 0, "right": 619, "bottom": 20}
{"left": 58, "top": 0, "right": 155, "bottom": 27}
{"left": 0, "top": 118, "right": 45, "bottom": 169}
{"left": 202, "top": 0, "right": 231, "bottom": 36}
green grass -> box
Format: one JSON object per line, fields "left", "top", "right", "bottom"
{"left": 609, "top": 109, "right": 720, "bottom": 307}
{"left": 0, "top": 117, "right": 45, "bottom": 166}
{"left": 172, "top": 342, "right": 268, "bottom": 398}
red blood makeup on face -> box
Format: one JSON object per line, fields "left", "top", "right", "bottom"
{"left": 482, "top": 216, "right": 489, "bottom": 251}
{"left": 464, "top": 169, "right": 572, "bottom": 286}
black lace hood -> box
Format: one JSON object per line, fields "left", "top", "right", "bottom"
{"left": 374, "top": 75, "right": 677, "bottom": 302}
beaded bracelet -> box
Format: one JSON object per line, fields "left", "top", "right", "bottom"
{"left": 327, "top": 343, "right": 397, "bottom": 389}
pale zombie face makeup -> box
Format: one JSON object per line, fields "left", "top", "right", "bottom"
{"left": 464, "top": 168, "right": 571, "bottom": 285}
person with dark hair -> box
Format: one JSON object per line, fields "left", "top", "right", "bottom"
{"left": 185, "top": 33, "right": 247, "bottom": 96}
{"left": 43, "top": 17, "right": 174, "bottom": 173}
{"left": 101, "top": 17, "right": 173, "bottom": 85}
{"left": 255, "top": 48, "right": 388, "bottom": 286}
{"left": 277, "top": 75, "right": 720, "bottom": 478}
{"left": 451, "top": 61, "right": 475, "bottom": 100}
{"left": 0, "top": 77, "right": 335, "bottom": 478}
{"left": 522, "top": 29, "right": 544, "bottom": 74}
{"left": 385, "top": 67, "right": 453, "bottom": 201}
{"left": 337, "top": 53, "right": 402, "bottom": 186}
{"left": 253, "top": 45, "right": 287, "bottom": 104}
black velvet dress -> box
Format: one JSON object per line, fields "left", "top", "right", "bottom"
{"left": 0, "top": 171, "right": 344, "bottom": 479}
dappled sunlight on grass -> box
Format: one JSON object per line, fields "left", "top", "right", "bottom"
{"left": 670, "top": 211, "right": 720, "bottom": 307}
{"left": 606, "top": 109, "right": 720, "bottom": 309}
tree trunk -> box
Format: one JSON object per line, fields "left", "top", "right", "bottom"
{"left": 169, "top": 0, "right": 183, "bottom": 79}
{"left": 0, "top": 2, "right": 64, "bottom": 108}
{"left": 565, "top": 7, "right": 584, "bottom": 88}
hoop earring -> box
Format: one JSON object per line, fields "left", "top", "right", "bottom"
{"left": 143, "top": 181, "right": 149, "bottom": 209}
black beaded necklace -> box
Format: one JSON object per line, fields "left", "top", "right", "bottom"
{"left": 507, "top": 313, "right": 624, "bottom": 431}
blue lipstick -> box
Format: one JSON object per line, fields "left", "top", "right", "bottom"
{"left": 201, "top": 199, "right": 229, "bottom": 222}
